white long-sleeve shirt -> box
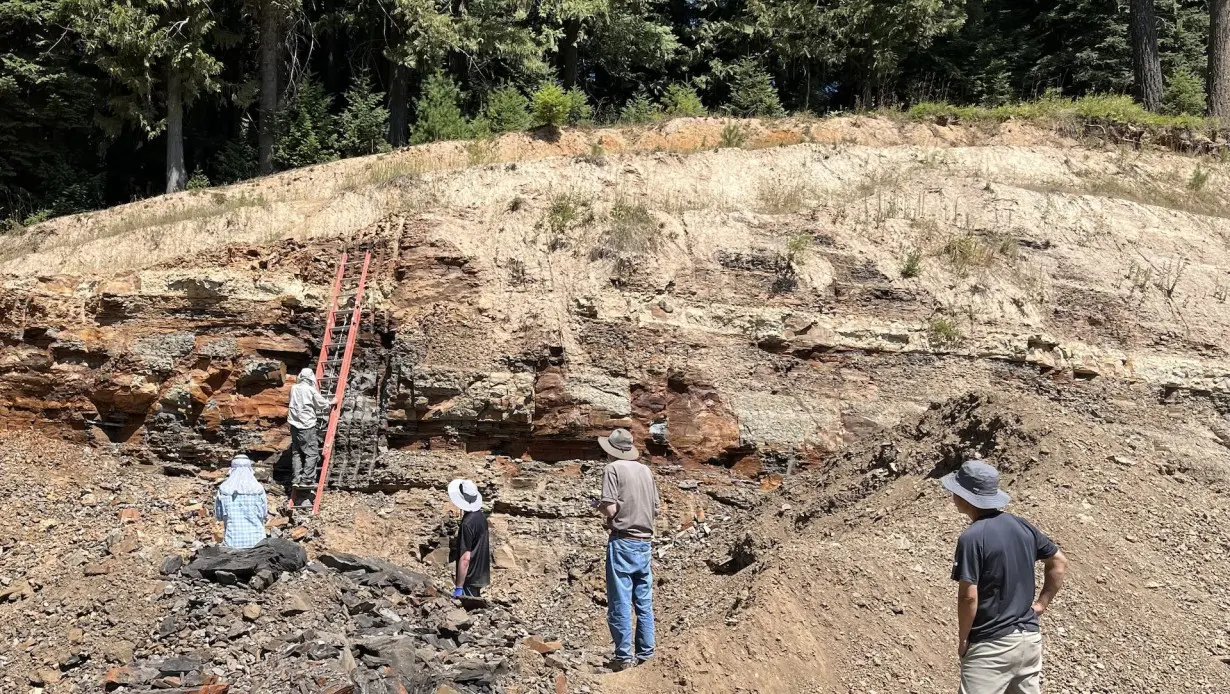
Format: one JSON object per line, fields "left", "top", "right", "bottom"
{"left": 288, "top": 368, "right": 332, "bottom": 429}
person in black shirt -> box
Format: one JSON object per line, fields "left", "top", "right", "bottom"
{"left": 941, "top": 460, "right": 1068, "bottom": 694}
{"left": 447, "top": 478, "right": 491, "bottom": 597}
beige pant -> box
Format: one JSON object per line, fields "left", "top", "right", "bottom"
{"left": 959, "top": 631, "right": 1043, "bottom": 694}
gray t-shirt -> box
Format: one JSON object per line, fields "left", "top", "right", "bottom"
{"left": 951, "top": 511, "right": 1059, "bottom": 643}
{"left": 600, "top": 459, "right": 659, "bottom": 540}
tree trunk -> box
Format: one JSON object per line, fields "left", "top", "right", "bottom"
{"left": 448, "top": 0, "right": 468, "bottom": 84}
{"left": 258, "top": 2, "right": 278, "bottom": 175}
{"left": 1212, "top": 0, "right": 1230, "bottom": 117}
{"left": 1130, "top": 0, "right": 1164, "bottom": 111}
{"left": 561, "top": 19, "right": 580, "bottom": 88}
{"left": 323, "top": 0, "right": 339, "bottom": 93}
{"left": 166, "top": 68, "right": 186, "bottom": 194}
{"left": 388, "top": 62, "right": 409, "bottom": 147}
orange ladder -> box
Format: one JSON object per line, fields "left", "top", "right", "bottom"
{"left": 290, "top": 250, "right": 372, "bottom": 515}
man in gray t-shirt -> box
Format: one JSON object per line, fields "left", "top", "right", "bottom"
{"left": 942, "top": 460, "right": 1069, "bottom": 694}
{"left": 597, "top": 428, "right": 659, "bottom": 670}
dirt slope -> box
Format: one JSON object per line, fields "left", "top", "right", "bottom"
{"left": 612, "top": 384, "right": 1230, "bottom": 693}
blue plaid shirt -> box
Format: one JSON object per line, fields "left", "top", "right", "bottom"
{"left": 214, "top": 491, "right": 268, "bottom": 549}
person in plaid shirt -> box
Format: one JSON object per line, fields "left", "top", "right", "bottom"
{"left": 214, "top": 454, "right": 269, "bottom": 549}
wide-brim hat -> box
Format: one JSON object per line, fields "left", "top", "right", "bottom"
{"left": 941, "top": 459, "right": 1011, "bottom": 510}
{"left": 598, "top": 428, "right": 639, "bottom": 461}
{"left": 447, "top": 478, "right": 483, "bottom": 513}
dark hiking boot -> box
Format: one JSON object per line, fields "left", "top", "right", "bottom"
{"left": 607, "top": 659, "right": 636, "bottom": 672}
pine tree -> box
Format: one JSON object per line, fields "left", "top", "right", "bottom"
{"left": 410, "top": 72, "right": 471, "bottom": 144}
{"left": 339, "top": 70, "right": 391, "bottom": 156}
{"left": 275, "top": 76, "right": 338, "bottom": 168}
{"left": 64, "top": 0, "right": 221, "bottom": 193}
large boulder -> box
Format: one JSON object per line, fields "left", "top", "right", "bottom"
{"left": 184, "top": 538, "right": 307, "bottom": 584}
{"left": 318, "top": 552, "right": 433, "bottom": 595}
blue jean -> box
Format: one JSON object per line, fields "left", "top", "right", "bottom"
{"left": 606, "top": 538, "right": 655, "bottom": 662}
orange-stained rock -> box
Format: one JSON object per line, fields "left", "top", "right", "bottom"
{"left": 96, "top": 273, "right": 142, "bottom": 295}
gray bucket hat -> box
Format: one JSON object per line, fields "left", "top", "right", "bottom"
{"left": 941, "top": 460, "right": 1011, "bottom": 509}
{"left": 598, "top": 428, "right": 639, "bottom": 461}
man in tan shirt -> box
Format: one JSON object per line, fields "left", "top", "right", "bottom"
{"left": 597, "top": 428, "right": 659, "bottom": 671}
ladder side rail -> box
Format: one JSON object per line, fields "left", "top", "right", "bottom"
{"left": 311, "top": 251, "right": 372, "bottom": 515}
{"left": 314, "top": 253, "right": 350, "bottom": 388}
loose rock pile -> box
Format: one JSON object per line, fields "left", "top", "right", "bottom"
{"left": 95, "top": 541, "right": 558, "bottom": 693}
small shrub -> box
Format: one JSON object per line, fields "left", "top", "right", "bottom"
{"left": 20, "top": 209, "right": 53, "bottom": 227}
{"left": 901, "top": 249, "right": 923, "bottom": 278}
{"left": 212, "top": 132, "right": 257, "bottom": 184}
{"left": 565, "top": 88, "right": 592, "bottom": 125}
{"left": 591, "top": 200, "right": 667, "bottom": 280}
{"left": 186, "top": 169, "right": 211, "bottom": 190}
{"left": 786, "top": 233, "right": 811, "bottom": 259}
{"left": 1163, "top": 68, "right": 1206, "bottom": 116}
{"left": 1126, "top": 261, "right": 1154, "bottom": 297}
{"left": 411, "top": 72, "right": 471, "bottom": 145}
{"left": 338, "top": 69, "right": 392, "bottom": 156}
{"left": 662, "top": 84, "right": 705, "bottom": 118}
{"left": 725, "top": 59, "right": 785, "bottom": 118}
{"left": 542, "top": 191, "right": 592, "bottom": 250}
{"left": 994, "top": 234, "right": 1020, "bottom": 261}
{"left": 531, "top": 84, "right": 571, "bottom": 127}
{"left": 929, "top": 316, "right": 963, "bottom": 346}
{"left": 484, "top": 86, "right": 532, "bottom": 133}
{"left": 619, "top": 93, "right": 662, "bottom": 124}
{"left": 720, "top": 123, "right": 748, "bottom": 148}
{"left": 275, "top": 75, "right": 338, "bottom": 169}
{"left": 1188, "top": 165, "right": 1209, "bottom": 192}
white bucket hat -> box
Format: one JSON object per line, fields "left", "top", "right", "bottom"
{"left": 447, "top": 478, "right": 483, "bottom": 513}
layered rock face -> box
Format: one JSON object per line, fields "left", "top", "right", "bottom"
{"left": 0, "top": 229, "right": 753, "bottom": 482}
{"left": 2, "top": 136, "right": 1229, "bottom": 485}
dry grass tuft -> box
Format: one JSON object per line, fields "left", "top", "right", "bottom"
{"left": 591, "top": 200, "right": 662, "bottom": 261}
{"left": 349, "top": 156, "right": 431, "bottom": 190}
{"left": 757, "top": 176, "right": 815, "bottom": 214}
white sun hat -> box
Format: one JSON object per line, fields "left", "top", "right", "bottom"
{"left": 447, "top": 478, "right": 483, "bottom": 513}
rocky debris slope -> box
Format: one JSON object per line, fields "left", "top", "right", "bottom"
{"left": 610, "top": 378, "right": 1230, "bottom": 693}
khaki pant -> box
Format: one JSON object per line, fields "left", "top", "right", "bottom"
{"left": 959, "top": 631, "right": 1043, "bottom": 694}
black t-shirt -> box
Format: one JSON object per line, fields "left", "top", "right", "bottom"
{"left": 449, "top": 511, "right": 491, "bottom": 588}
{"left": 951, "top": 511, "right": 1059, "bottom": 643}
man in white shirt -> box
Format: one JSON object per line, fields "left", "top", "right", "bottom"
{"left": 287, "top": 368, "right": 334, "bottom": 491}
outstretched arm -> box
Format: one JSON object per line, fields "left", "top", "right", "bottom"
{"left": 1033, "top": 549, "right": 1068, "bottom": 615}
